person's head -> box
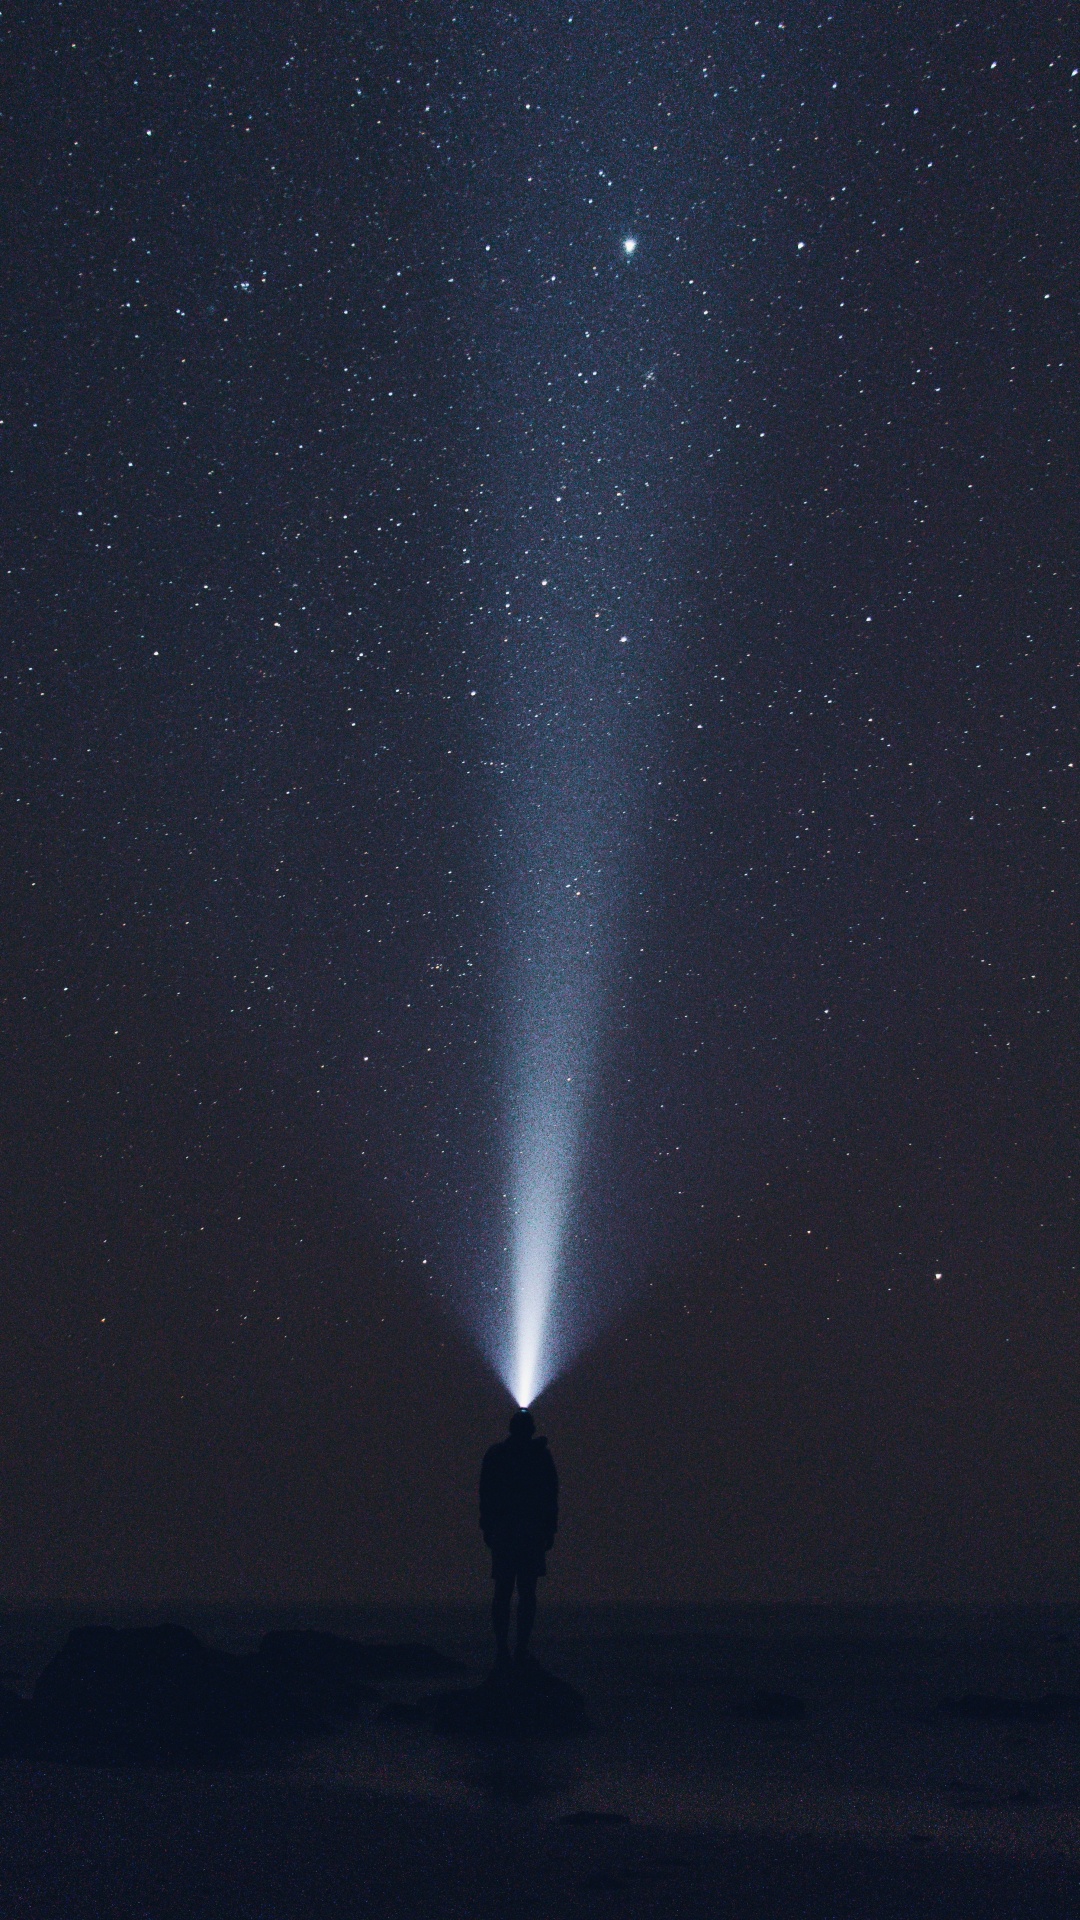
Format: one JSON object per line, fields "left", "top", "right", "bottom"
{"left": 508, "top": 1407, "right": 535, "bottom": 1441}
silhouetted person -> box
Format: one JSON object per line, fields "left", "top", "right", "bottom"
{"left": 480, "top": 1407, "right": 558, "bottom": 1665}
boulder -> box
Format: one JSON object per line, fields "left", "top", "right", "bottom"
{"left": 256, "top": 1630, "right": 462, "bottom": 1686}
{"left": 425, "top": 1658, "right": 589, "bottom": 1739}
{"left": 33, "top": 1623, "right": 303, "bottom": 1762}
{"left": 16, "top": 1623, "right": 469, "bottom": 1765}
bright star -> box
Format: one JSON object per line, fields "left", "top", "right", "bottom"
{"left": 622, "top": 235, "right": 637, "bottom": 257}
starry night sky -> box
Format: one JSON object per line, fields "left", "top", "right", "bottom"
{"left": 2, "top": 1, "right": 1078, "bottom": 1603}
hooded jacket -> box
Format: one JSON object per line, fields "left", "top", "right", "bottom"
{"left": 479, "top": 1433, "right": 558, "bottom": 1551}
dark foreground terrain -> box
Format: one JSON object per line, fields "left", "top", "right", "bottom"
{"left": 1, "top": 1605, "right": 1079, "bottom": 1918}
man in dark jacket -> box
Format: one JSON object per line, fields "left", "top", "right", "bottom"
{"left": 479, "top": 1408, "right": 558, "bottom": 1664}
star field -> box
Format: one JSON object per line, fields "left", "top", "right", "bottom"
{"left": 1, "top": 1, "right": 1078, "bottom": 1600}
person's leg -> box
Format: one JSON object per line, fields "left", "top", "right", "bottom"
{"left": 515, "top": 1573, "right": 538, "bottom": 1662}
{"left": 492, "top": 1569, "right": 513, "bottom": 1660}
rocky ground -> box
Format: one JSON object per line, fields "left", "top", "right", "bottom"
{"left": 0, "top": 1604, "right": 1078, "bottom": 1917}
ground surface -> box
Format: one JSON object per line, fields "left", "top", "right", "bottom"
{"left": 1, "top": 1605, "right": 1080, "bottom": 1917}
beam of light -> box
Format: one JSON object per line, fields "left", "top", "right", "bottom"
{"left": 508, "top": 1116, "right": 572, "bottom": 1409}
{"left": 506, "top": 991, "right": 591, "bottom": 1406}
{"left": 498, "top": 761, "right": 609, "bottom": 1406}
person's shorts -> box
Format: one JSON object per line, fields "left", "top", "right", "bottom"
{"left": 490, "top": 1541, "right": 547, "bottom": 1582}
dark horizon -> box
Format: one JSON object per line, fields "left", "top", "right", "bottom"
{"left": 3, "top": 2, "right": 1077, "bottom": 1608}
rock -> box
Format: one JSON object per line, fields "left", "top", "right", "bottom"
{"left": 251, "top": 1631, "right": 381, "bottom": 1725}
{"left": 256, "top": 1630, "right": 462, "bottom": 1685}
{"left": 425, "top": 1658, "right": 589, "bottom": 1739}
{"left": 17, "top": 1623, "right": 469, "bottom": 1765}
{"left": 33, "top": 1623, "right": 303, "bottom": 1762}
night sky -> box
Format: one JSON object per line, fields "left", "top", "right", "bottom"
{"left": 3, "top": 2, "right": 1078, "bottom": 1605}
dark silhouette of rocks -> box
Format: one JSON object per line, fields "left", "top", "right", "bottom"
{"left": 0, "top": 1620, "right": 572, "bottom": 1762}
{"left": 247, "top": 1632, "right": 379, "bottom": 1731}
{"left": 32, "top": 1623, "right": 303, "bottom": 1762}
{"left": 941, "top": 1692, "right": 1080, "bottom": 1723}
{"left": 250, "top": 1631, "right": 462, "bottom": 1730}
{"left": 424, "top": 1657, "right": 589, "bottom": 1739}
{"left": 256, "top": 1629, "right": 462, "bottom": 1685}
{"left": 11, "top": 1623, "right": 465, "bottom": 1764}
